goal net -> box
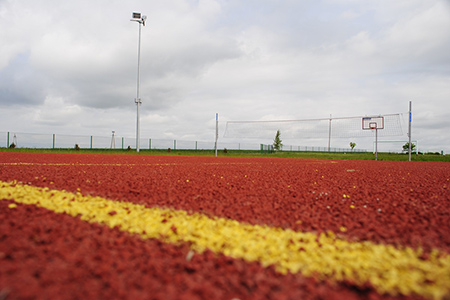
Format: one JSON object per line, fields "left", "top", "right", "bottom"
{"left": 224, "top": 113, "right": 406, "bottom": 139}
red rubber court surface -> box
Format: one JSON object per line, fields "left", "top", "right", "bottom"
{"left": 0, "top": 152, "right": 449, "bottom": 300}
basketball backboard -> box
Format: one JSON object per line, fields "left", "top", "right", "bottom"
{"left": 362, "top": 116, "right": 384, "bottom": 130}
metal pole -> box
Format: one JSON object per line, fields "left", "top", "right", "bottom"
{"left": 135, "top": 22, "right": 142, "bottom": 152}
{"left": 131, "top": 13, "right": 146, "bottom": 152}
{"left": 375, "top": 128, "right": 378, "bottom": 161}
{"left": 110, "top": 131, "right": 116, "bottom": 149}
{"left": 328, "top": 114, "right": 332, "bottom": 152}
{"left": 215, "top": 113, "right": 218, "bottom": 157}
{"left": 408, "top": 101, "right": 412, "bottom": 161}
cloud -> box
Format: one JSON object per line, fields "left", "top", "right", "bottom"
{"left": 0, "top": 53, "right": 47, "bottom": 106}
{"left": 1, "top": 0, "right": 242, "bottom": 111}
{"left": 32, "top": 97, "right": 83, "bottom": 127}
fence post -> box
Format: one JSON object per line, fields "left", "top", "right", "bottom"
{"left": 122, "top": 137, "right": 124, "bottom": 149}
{"left": 90, "top": 136, "right": 93, "bottom": 149}
{"left": 149, "top": 138, "right": 151, "bottom": 149}
{"left": 174, "top": 140, "right": 176, "bottom": 150}
{"left": 195, "top": 141, "right": 197, "bottom": 150}
{"left": 7, "top": 132, "right": 9, "bottom": 147}
{"left": 52, "top": 134, "right": 56, "bottom": 149}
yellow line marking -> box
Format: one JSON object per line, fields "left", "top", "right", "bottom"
{"left": 1, "top": 180, "right": 449, "bottom": 300}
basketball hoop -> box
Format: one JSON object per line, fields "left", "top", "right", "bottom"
{"left": 362, "top": 117, "right": 384, "bottom": 130}
{"left": 362, "top": 117, "right": 383, "bottom": 161}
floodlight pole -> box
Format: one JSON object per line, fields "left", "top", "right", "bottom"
{"left": 136, "top": 22, "right": 142, "bottom": 152}
{"left": 131, "top": 12, "right": 146, "bottom": 152}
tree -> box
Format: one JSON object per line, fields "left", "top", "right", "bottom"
{"left": 349, "top": 142, "right": 356, "bottom": 150}
{"left": 273, "top": 130, "right": 283, "bottom": 151}
{"left": 402, "top": 142, "right": 416, "bottom": 152}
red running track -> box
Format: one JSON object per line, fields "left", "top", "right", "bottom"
{"left": 1, "top": 152, "right": 449, "bottom": 299}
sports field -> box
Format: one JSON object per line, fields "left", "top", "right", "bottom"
{"left": 1, "top": 152, "right": 449, "bottom": 299}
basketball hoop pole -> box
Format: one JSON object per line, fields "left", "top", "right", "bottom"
{"left": 374, "top": 126, "right": 378, "bottom": 160}
{"left": 362, "top": 117, "right": 383, "bottom": 161}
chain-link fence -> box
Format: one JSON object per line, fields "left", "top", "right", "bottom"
{"left": 1, "top": 131, "right": 361, "bottom": 153}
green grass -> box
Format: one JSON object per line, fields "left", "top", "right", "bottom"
{"left": 219, "top": 150, "right": 450, "bottom": 161}
{"left": 1, "top": 147, "right": 449, "bottom": 162}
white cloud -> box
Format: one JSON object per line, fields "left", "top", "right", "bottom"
{"left": 339, "top": 10, "right": 360, "bottom": 20}
{"left": 382, "top": 1, "right": 450, "bottom": 62}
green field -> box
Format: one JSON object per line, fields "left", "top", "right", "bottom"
{"left": 1, "top": 147, "right": 449, "bottom": 162}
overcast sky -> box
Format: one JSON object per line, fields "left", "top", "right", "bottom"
{"left": 1, "top": 0, "right": 449, "bottom": 152}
